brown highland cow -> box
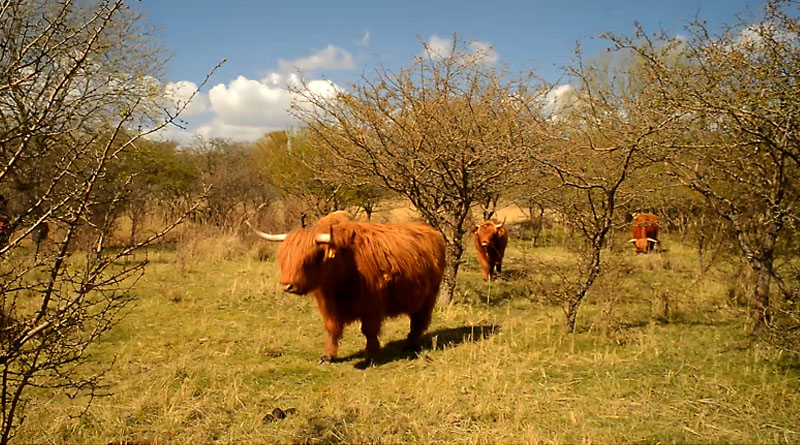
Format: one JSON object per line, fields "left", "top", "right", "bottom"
{"left": 472, "top": 219, "right": 508, "bottom": 281}
{"left": 628, "top": 213, "right": 659, "bottom": 254}
{"left": 250, "top": 215, "right": 446, "bottom": 364}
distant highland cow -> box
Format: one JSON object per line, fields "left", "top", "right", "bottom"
{"left": 472, "top": 219, "right": 508, "bottom": 281}
{"left": 628, "top": 213, "right": 659, "bottom": 254}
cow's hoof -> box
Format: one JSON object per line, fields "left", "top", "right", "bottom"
{"left": 403, "top": 340, "right": 421, "bottom": 352}
{"left": 319, "top": 355, "right": 333, "bottom": 365}
{"left": 355, "top": 358, "right": 376, "bottom": 370}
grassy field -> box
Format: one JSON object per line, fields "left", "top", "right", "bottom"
{"left": 14, "top": 230, "right": 800, "bottom": 444}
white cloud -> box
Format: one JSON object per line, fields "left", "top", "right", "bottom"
{"left": 737, "top": 20, "right": 799, "bottom": 50}
{"left": 208, "top": 76, "right": 294, "bottom": 128}
{"left": 543, "top": 84, "right": 575, "bottom": 116}
{"left": 194, "top": 120, "right": 282, "bottom": 142}
{"left": 546, "top": 84, "right": 573, "bottom": 106}
{"left": 151, "top": 45, "right": 352, "bottom": 143}
{"left": 358, "top": 31, "right": 371, "bottom": 46}
{"left": 164, "top": 80, "right": 209, "bottom": 117}
{"left": 305, "top": 79, "right": 339, "bottom": 98}
{"left": 466, "top": 40, "right": 499, "bottom": 64}
{"left": 423, "top": 35, "right": 498, "bottom": 65}
{"left": 427, "top": 35, "right": 455, "bottom": 58}
{"left": 152, "top": 73, "right": 341, "bottom": 143}
{"left": 151, "top": 121, "right": 203, "bottom": 146}
{"left": 277, "top": 44, "right": 355, "bottom": 73}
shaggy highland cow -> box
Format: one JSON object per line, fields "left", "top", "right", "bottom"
{"left": 472, "top": 219, "right": 508, "bottom": 281}
{"left": 250, "top": 216, "right": 446, "bottom": 364}
{"left": 628, "top": 213, "right": 659, "bottom": 254}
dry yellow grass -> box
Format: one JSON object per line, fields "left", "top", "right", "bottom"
{"left": 11, "top": 228, "right": 800, "bottom": 444}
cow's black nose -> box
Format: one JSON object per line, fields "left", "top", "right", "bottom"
{"left": 283, "top": 284, "right": 295, "bottom": 293}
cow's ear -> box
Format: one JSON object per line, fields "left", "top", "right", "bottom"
{"left": 471, "top": 226, "right": 479, "bottom": 234}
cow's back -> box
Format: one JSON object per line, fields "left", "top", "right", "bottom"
{"left": 632, "top": 214, "right": 658, "bottom": 238}
{"left": 333, "top": 221, "right": 445, "bottom": 316}
{"left": 316, "top": 210, "right": 353, "bottom": 230}
{"left": 630, "top": 213, "right": 659, "bottom": 253}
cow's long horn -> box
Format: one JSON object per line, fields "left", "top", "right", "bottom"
{"left": 647, "top": 238, "right": 659, "bottom": 243}
{"left": 495, "top": 217, "right": 506, "bottom": 229}
{"left": 627, "top": 239, "right": 637, "bottom": 243}
{"left": 245, "top": 221, "right": 287, "bottom": 242}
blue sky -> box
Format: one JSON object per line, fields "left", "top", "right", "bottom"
{"left": 133, "top": 0, "right": 765, "bottom": 143}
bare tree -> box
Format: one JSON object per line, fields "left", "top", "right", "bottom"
{"left": 610, "top": 0, "right": 800, "bottom": 333}
{"left": 291, "top": 37, "right": 548, "bottom": 303}
{"left": 0, "top": 1, "right": 216, "bottom": 441}
{"left": 110, "top": 138, "right": 201, "bottom": 245}
{"left": 254, "top": 130, "right": 386, "bottom": 221}
{"left": 532, "top": 43, "right": 681, "bottom": 333}
{"left": 182, "top": 138, "right": 273, "bottom": 230}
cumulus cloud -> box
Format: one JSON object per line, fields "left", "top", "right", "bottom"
{"left": 164, "top": 80, "right": 209, "bottom": 117}
{"left": 737, "top": 21, "right": 798, "bottom": 49}
{"left": 193, "top": 120, "right": 282, "bottom": 142}
{"left": 465, "top": 40, "right": 499, "bottom": 64}
{"left": 151, "top": 44, "right": 353, "bottom": 143}
{"left": 152, "top": 72, "right": 341, "bottom": 143}
{"left": 423, "top": 35, "right": 499, "bottom": 65}
{"left": 207, "top": 76, "right": 295, "bottom": 128}
{"left": 543, "top": 84, "right": 575, "bottom": 116}
{"left": 277, "top": 44, "right": 355, "bottom": 73}
{"left": 426, "top": 35, "right": 455, "bottom": 58}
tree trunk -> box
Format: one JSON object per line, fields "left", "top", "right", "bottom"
{"left": 733, "top": 215, "right": 778, "bottom": 334}
{"left": 565, "top": 299, "right": 579, "bottom": 333}
{"left": 697, "top": 231, "right": 705, "bottom": 274}
{"left": 530, "top": 203, "right": 544, "bottom": 248}
{"left": 128, "top": 212, "right": 139, "bottom": 246}
{"left": 438, "top": 239, "right": 464, "bottom": 305}
{"left": 750, "top": 260, "right": 772, "bottom": 334}
{"left": 565, "top": 245, "right": 603, "bottom": 333}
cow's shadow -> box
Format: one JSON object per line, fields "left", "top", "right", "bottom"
{"left": 338, "top": 324, "right": 501, "bottom": 369}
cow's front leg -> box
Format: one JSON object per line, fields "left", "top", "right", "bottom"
{"left": 406, "top": 303, "right": 434, "bottom": 352}
{"left": 360, "top": 317, "right": 382, "bottom": 362}
{"left": 321, "top": 319, "right": 344, "bottom": 364}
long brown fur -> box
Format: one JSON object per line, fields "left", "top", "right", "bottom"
{"left": 472, "top": 220, "right": 508, "bottom": 281}
{"left": 276, "top": 220, "right": 446, "bottom": 363}
{"left": 630, "top": 213, "right": 659, "bottom": 254}
{"left": 315, "top": 210, "right": 353, "bottom": 231}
